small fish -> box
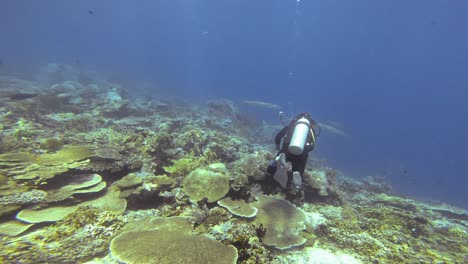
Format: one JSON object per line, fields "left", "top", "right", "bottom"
{"left": 243, "top": 100, "right": 282, "bottom": 110}
{"left": 88, "top": 9, "right": 94, "bottom": 15}
{"left": 9, "top": 93, "right": 38, "bottom": 100}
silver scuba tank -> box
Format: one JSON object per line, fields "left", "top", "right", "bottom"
{"left": 288, "top": 117, "right": 310, "bottom": 155}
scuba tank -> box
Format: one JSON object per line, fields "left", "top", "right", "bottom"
{"left": 288, "top": 117, "right": 310, "bottom": 155}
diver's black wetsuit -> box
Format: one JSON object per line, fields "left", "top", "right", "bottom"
{"left": 270, "top": 114, "right": 318, "bottom": 176}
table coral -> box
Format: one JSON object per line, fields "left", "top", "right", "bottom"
{"left": 218, "top": 197, "right": 258, "bottom": 218}
{"left": 0, "top": 145, "right": 95, "bottom": 181}
{"left": 45, "top": 173, "right": 105, "bottom": 202}
{"left": 252, "top": 194, "right": 307, "bottom": 250}
{"left": 110, "top": 229, "right": 238, "bottom": 264}
{"left": 0, "top": 221, "right": 34, "bottom": 236}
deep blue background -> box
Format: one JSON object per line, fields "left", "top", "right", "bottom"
{"left": 1, "top": 0, "right": 467, "bottom": 206}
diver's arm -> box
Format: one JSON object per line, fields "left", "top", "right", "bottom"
{"left": 275, "top": 126, "right": 288, "bottom": 149}
{"left": 304, "top": 123, "right": 317, "bottom": 153}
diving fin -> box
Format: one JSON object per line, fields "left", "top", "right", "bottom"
{"left": 292, "top": 171, "right": 302, "bottom": 189}
{"left": 273, "top": 153, "right": 289, "bottom": 189}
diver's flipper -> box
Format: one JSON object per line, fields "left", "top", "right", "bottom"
{"left": 292, "top": 171, "right": 302, "bottom": 189}
{"left": 273, "top": 153, "right": 288, "bottom": 188}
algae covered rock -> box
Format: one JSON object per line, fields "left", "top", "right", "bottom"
{"left": 182, "top": 163, "right": 230, "bottom": 203}
{"left": 110, "top": 229, "right": 237, "bottom": 264}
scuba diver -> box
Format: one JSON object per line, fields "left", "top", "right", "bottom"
{"left": 267, "top": 112, "right": 320, "bottom": 193}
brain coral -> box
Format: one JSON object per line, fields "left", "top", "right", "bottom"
{"left": 110, "top": 229, "right": 237, "bottom": 264}
{"left": 182, "top": 163, "right": 230, "bottom": 203}
{"left": 252, "top": 194, "right": 307, "bottom": 250}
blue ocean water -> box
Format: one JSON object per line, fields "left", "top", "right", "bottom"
{"left": 1, "top": 0, "right": 467, "bottom": 207}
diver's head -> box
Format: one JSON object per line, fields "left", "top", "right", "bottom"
{"left": 293, "top": 112, "right": 312, "bottom": 122}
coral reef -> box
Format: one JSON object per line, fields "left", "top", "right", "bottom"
{"left": 0, "top": 145, "right": 96, "bottom": 181}
{"left": 1, "top": 206, "right": 125, "bottom": 263}
{"left": 0, "top": 67, "right": 466, "bottom": 264}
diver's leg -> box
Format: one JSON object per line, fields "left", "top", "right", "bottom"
{"left": 290, "top": 154, "right": 308, "bottom": 190}
{"left": 294, "top": 154, "right": 308, "bottom": 176}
